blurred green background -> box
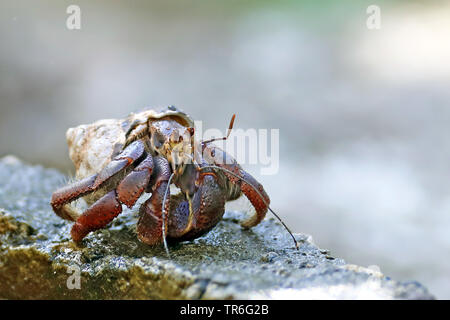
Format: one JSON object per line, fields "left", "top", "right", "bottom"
{"left": 1, "top": 0, "right": 450, "bottom": 298}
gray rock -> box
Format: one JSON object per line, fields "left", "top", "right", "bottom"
{"left": 0, "top": 155, "right": 434, "bottom": 299}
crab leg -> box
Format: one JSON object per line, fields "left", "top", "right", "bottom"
{"left": 234, "top": 169, "right": 270, "bottom": 228}
{"left": 206, "top": 146, "right": 270, "bottom": 229}
{"left": 116, "top": 155, "right": 153, "bottom": 208}
{"left": 136, "top": 156, "right": 172, "bottom": 246}
{"left": 51, "top": 174, "right": 98, "bottom": 221}
{"left": 70, "top": 154, "right": 154, "bottom": 242}
{"left": 50, "top": 140, "right": 145, "bottom": 221}
{"left": 71, "top": 190, "right": 123, "bottom": 241}
{"left": 91, "top": 140, "right": 145, "bottom": 189}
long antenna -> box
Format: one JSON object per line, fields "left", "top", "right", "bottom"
{"left": 201, "top": 114, "right": 236, "bottom": 145}
{"left": 161, "top": 173, "right": 175, "bottom": 258}
{"left": 199, "top": 165, "right": 299, "bottom": 250}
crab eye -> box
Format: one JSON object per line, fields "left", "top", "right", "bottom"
{"left": 170, "top": 130, "right": 180, "bottom": 143}
{"left": 152, "top": 132, "right": 165, "bottom": 149}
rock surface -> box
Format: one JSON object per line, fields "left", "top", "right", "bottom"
{"left": 0, "top": 156, "right": 434, "bottom": 299}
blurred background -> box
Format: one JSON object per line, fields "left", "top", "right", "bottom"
{"left": 1, "top": 0, "right": 449, "bottom": 298}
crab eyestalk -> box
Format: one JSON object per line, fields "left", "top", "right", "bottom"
{"left": 169, "top": 148, "right": 187, "bottom": 175}
{"left": 168, "top": 133, "right": 195, "bottom": 175}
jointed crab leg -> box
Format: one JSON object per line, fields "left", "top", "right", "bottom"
{"left": 51, "top": 174, "right": 98, "bottom": 221}
{"left": 232, "top": 169, "right": 270, "bottom": 228}
{"left": 71, "top": 190, "right": 123, "bottom": 241}
{"left": 51, "top": 140, "right": 146, "bottom": 222}
{"left": 51, "top": 140, "right": 150, "bottom": 242}
{"left": 203, "top": 145, "right": 270, "bottom": 228}
{"left": 199, "top": 164, "right": 299, "bottom": 249}
{"left": 117, "top": 154, "right": 153, "bottom": 208}
{"left": 91, "top": 140, "right": 145, "bottom": 189}
{"left": 70, "top": 153, "right": 154, "bottom": 242}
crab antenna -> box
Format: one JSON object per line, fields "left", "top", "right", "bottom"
{"left": 161, "top": 173, "right": 175, "bottom": 258}
{"left": 199, "top": 165, "right": 299, "bottom": 250}
{"left": 201, "top": 114, "right": 236, "bottom": 145}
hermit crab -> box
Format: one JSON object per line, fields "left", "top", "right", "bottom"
{"left": 51, "top": 106, "right": 297, "bottom": 253}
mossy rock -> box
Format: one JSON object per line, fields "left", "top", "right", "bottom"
{"left": 0, "top": 156, "right": 434, "bottom": 299}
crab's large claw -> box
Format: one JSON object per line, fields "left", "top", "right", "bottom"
{"left": 166, "top": 172, "right": 227, "bottom": 241}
